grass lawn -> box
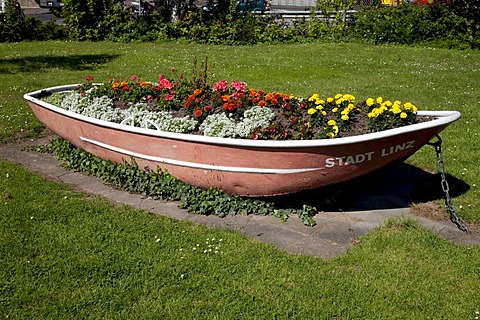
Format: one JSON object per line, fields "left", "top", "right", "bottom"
{"left": 1, "top": 41, "right": 479, "bottom": 318}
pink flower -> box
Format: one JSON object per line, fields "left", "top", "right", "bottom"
{"left": 230, "top": 81, "right": 247, "bottom": 92}
{"left": 158, "top": 75, "right": 173, "bottom": 90}
{"left": 130, "top": 75, "right": 137, "bottom": 81}
{"left": 213, "top": 80, "right": 228, "bottom": 92}
{"left": 146, "top": 95, "right": 153, "bottom": 101}
{"left": 165, "top": 94, "right": 173, "bottom": 101}
{"left": 86, "top": 75, "right": 94, "bottom": 81}
{"left": 252, "top": 134, "right": 258, "bottom": 140}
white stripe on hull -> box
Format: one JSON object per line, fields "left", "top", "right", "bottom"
{"left": 80, "top": 137, "right": 324, "bottom": 174}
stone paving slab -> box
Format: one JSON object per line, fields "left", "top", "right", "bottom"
{"left": 1, "top": 136, "right": 478, "bottom": 258}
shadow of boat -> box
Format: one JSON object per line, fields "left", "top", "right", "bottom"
{"left": 265, "top": 162, "right": 471, "bottom": 212}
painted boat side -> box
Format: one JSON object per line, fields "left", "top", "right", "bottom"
{"left": 24, "top": 85, "right": 461, "bottom": 196}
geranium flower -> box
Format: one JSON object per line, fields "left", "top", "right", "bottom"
{"left": 230, "top": 81, "right": 247, "bottom": 92}
{"left": 158, "top": 75, "right": 173, "bottom": 90}
{"left": 214, "top": 80, "right": 228, "bottom": 92}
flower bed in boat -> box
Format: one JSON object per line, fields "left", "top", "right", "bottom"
{"left": 39, "top": 71, "right": 424, "bottom": 140}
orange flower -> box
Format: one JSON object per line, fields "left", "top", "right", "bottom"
{"left": 204, "top": 105, "right": 212, "bottom": 112}
{"left": 193, "top": 108, "right": 203, "bottom": 118}
{"left": 194, "top": 89, "right": 202, "bottom": 96}
{"left": 258, "top": 100, "right": 267, "bottom": 107}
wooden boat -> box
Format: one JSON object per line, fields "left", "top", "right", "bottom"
{"left": 24, "top": 84, "right": 461, "bottom": 197}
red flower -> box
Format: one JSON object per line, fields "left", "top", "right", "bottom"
{"left": 258, "top": 100, "right": 267, "bottom": 107}
{"left": 86, "top": 75, "right": 94, "bottom": 81}
{"left": 204, "top": 105, "right": 212, "bottom": 112}
{"left": 193, "top": 108, "right": 203, "bottom": 118}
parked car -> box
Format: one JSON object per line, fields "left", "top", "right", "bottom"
{"left": 38, "top": 0, "right": 64, "bottom": 9}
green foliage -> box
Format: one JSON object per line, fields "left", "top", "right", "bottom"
{"left": 62, "top": 0, "right": 126, "bottom": 41}
{"left": 0, "top": 0, "right": 67, "bottom": 42}
{"left": 350, "top": 2, "right": 478, "bottom": 48}
{"left": 34, "top": 138, "right": 317, "bottom": 226}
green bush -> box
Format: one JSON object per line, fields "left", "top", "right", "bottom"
{"left": 350, "top": 2, "right": 478, "bottom": 48}
{"left": 0, "top": 0, "right": 67, "bottom": 42}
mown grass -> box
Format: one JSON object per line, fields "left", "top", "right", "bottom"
{"left": 1, "top": 41, "right": 479, "bottom": 318}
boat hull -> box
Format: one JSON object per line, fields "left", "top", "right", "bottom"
{"left": 24, "top": 85, "right": 461, "bottom": 196}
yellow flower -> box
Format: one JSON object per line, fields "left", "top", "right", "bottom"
{"left": 335, "top": 93, "right": 343, "bottom": 99}
{"left": 404, "top": 102, "right": 418, "bottom": 113}
{"left": 384, "top": 100, "right": 392, "bottom": 107}
{"left": 366, "top": 98, "right": 375, "bottom": 107}
{"left": 376, "top": 97, "right": 383, "bottom": 104}
{"left": 400, "top": 112, "right": 407, "bottom": 119}
{"left": 347, "top": 103, "right": 355, "bottom": 110}
{"left": 332, "top": 107, "right": 338, "bottom": 113}
{"left": 327, "top": 119, "right": 337, "bottom": 126}
{"left": 327, "top": 97, "right": 334, "bottom": 103}
{"left": 308, "top": 93, "right": 319, "bottom": 102}
{"left": 333, "top": 125, "right": 339, "bottom": 134}
{"left": 344, "top": 94, "right": 355, "bottom": 102}
{"left": 316, "top": 105, "right": 324, "bottom": 110}
{"left": 307, "top": 108, "right": 317, "bottom": 115}
{"left": 326, "top": 132, "right": 335, "bottom": 138}
{"left": 341, "top": 114, "right": 349, "bottom": 121}
{"left": 321, "top": 111, "right": 327, "bottom": 116}
{"left": 315, "top": 99, "right": 324, "bottom": 105}
{"left": 390, "top": 106, "right": 402, "bottom": 114}
{"left": 368, "top": 111, "right": 377, "bottom": 118}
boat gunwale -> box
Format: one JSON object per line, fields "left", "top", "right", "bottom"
{"left": 24, "top": 84, "right": 461, "bottom": 148}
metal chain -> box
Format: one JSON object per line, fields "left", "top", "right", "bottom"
{"left": 428, "top": 134, "right": 469, "bottom": 233}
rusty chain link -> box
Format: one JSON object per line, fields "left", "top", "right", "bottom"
{"left": 428, "top": 134, "right": 469, "bottom": 233}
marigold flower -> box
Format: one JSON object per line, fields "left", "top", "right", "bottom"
{"left": 376, "top": 97, "right": 383, "bottom": 104}
{"left": 327, "top": 97, "right": 334, "bottom": 103}
{"left": 328, "top": 119, "right": 337, "bottom": 126}
{"left": 204, "top": 105, "right": 212, "bottom": 112}
{"left": 366, "top": 98, "right": 375, "bottom": 107}
{"left": 400, "top": 112, "right": 408, "bottom": 119}
{"left": 193, "top": 108, "right": 203, "bottom": 118}
{"left": 258, "top": 100, "right": 267, "bottom": 107}
{"left": 332, "top": 107, "right": 338, "bottom": 113}
{"left": 326, "top": 132, "right": 335, "bottom": 138}
{"left": 307, "top": 108, "right": 317, "bottom": 115}
{"left": 341, "top": 114, "right": 349, "bottom": 121}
